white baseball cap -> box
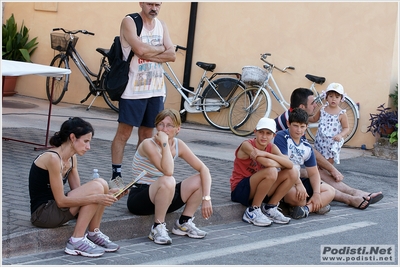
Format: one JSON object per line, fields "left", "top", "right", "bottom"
{"left": 326, "top": 82, "right": 344, "bottom": 95}
{"left": 255, "top": 117, "right": 276, "bottom": 133}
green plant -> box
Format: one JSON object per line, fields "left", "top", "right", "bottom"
{"left": 389, "top": 124, "right": 398, "bottom": 144}
{"left": 389, "top": 84, "right": 398, "bottom": 110}
{"left": 2, "top": 13, "right": 38, "bottom": 62}
{"left": 367, "top": 103, "right": 398, "bottom": 137}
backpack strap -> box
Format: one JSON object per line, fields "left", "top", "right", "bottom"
{"left": 126, "top": 12, "right": 143, "bottom": 63}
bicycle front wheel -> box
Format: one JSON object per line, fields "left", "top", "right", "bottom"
{"left": 229, "top": 86, "right": 270, "bottom": 137}
{"left": 101, "top": 70, "right": 119, "bottom": 113}
{"left": 201, "top": 77, "right": 246, "bottom": 130}
{"left": 46, "top": 54, "right": 69, "bottom": 104}
{"left": 306, "top": 96, "right": 359, "bottom": 144}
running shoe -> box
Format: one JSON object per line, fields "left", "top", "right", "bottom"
{"left": 289, "top": 206, "right": 310, "bottom": 219}
{"left": 172, "top": 217, "right": 207, "bottom": 238}
{"left": 242, "top": 206, "right": 272, "bottom": 227}
{"left": 149, "top": 223, "right": 172, "bottom": 245}
{"left": 64, "top": 235, "right": 105, "bottom": 257}
{"left": 262, "top": 204, "right": 291, "bottom": 224}
{"left": 87, "top": 228, "right": 120, "bottom": 252}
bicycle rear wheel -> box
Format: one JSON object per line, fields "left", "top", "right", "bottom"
{"left": 201, "top": 77, "right": 246, "bottom": 130}
{"left": 46, "top": 54, "right": 69, "bottom": 104}
{"left": 101, "top": 70, "right": 119, "bottom": 113}
{"left": 306, "top": 96, "right": 359, "bottom": 144}
{"left": 229, "top": 86, "right": 270, "bottom": 137}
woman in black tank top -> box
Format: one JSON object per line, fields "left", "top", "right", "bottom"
{"left": 28, "top": 117, "right": 125, "bottom": 257}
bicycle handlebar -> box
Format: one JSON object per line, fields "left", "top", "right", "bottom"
{"left": 52, "top": 28, "right": 95, "bottom": 36}
{"left": 260, "top": 52, "right": 295, "bottom": 73}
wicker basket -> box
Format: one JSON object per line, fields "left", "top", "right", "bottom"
{"left": 50, "top": 32, "right": 78, "bottom": 51}
{"left": 241, "top": 66, "right": 268, "bottom": 86}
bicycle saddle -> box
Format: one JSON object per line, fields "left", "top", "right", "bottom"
{"left": 196, "top": 62, "right": 216, "bottom": 72}
{"left": 305, "top": 74, "right": 326, "bottom": 85}
{"left": 96, "top": 48, "right": 109, "bottom": 58}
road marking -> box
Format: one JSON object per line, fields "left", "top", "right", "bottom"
{"left": 144, "top": 221, "right": 376, "bottom": 265}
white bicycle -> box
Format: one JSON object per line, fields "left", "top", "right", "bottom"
{"left": 163, "top": 45, "right": 246, "bottom": 130}
{"left": 228, "top": 53, "right": 360, "bottom": 143}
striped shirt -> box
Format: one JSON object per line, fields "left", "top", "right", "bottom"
{"left": 132, "top": 138, "right": 179, "bottom": 184}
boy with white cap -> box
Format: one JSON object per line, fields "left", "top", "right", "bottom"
{"left": 309, "top": 83, "right": 349, "bottom": 165}
{"left": 230, "top": 117, "right": 298, "bottom": 226}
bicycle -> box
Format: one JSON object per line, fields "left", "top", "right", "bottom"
{"left": 46, "top": 28, "right": 118, "bottom": 112}
{"left": 228, "top": 53, "right": 359, "bottom": 143}
{"left": 163, "top": 45, "right": 246, "bottom": 130}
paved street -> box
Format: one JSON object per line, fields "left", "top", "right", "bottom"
{"left": 2, "top": 95, "right": 398, "bottom": 265}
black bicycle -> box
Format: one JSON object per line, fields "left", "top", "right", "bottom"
{"left": 46, "top": 28, "right": 118, "bottom": 112}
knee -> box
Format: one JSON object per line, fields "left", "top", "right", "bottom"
{"left": 191, "top": 174, "right": 202, "bottom": 188}
{"left": 322, "top": 183, "right": 335, "bottom": 198}
{"left": 158, "top": 176, "right": 176, "bottom": 191}
{"left": 116, "top": 126, "right": 133, "bottom": 141}
{"left": 261, "top": 167, "right": 278, "bottom": 182}
{"left": 97, "top": 178, "right": 109, "bottom": 192}
{"left": 92, "top": 179, "right": 108, "bottom": 194}
{"left": 284, "top": 190, "right": 299, "bottom": 206}
{"left": 288, "top": 168, "right": 299, "bottom": 183}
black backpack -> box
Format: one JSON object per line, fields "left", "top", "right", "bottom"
{"left": 105, "top": 13, "right": 143, "bottom": 101}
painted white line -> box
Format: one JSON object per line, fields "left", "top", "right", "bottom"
{"left": 143, "top": 221, "right": 377, "bottom": 265}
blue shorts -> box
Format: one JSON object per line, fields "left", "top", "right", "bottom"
{"left": 118, "top": 97, "right": 164, "bottom": 127}
{"left": 231, "top": 177, "right": 271, "bottom": 207}
{"left": 301, "top": 177, "right": 314, "bottom": 200}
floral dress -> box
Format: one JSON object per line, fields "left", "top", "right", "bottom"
{"left": 314, "top": 103, "right": 346, "bottom": 164}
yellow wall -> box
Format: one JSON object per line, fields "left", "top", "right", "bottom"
{"left": 2, "top": 2, "right": 398, "bottom": 149}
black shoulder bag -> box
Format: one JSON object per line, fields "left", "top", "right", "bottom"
{"left": 105, "top": 13, "right": 143, "bottom": 101}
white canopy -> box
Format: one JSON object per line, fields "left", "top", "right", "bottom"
{"left": 2, "top": 59, "right": 71, "bottom": 77}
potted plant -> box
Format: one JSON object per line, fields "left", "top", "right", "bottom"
{"left": 388, "top": 85, "right": 398, "bottom": 144}
{"left": 367, "top": 103, "right": 398, "bottom": 137}
{"left": 389, "top": 123, "right": 398, "bottom": 144}
{"left": 389, "top": 84, "right": 398, "bottom": 111}
{"left": 2, "top": 13, "right": 39, "bottom": 96}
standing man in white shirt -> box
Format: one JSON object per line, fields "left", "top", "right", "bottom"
{"left": 111, "top": 2, "right": 176, "bottom": 180}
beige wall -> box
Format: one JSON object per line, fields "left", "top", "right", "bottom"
{"left": 2, "top": 2, "right": 398, "bottom": 149}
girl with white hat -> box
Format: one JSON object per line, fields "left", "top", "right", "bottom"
{"left": 309, "top": 83, "right": 349, "bottom": 164}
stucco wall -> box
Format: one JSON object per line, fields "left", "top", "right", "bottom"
{"left": 2, "top": 2, "right": 398, "bottom": 149}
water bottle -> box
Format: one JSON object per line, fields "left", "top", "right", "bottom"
{"left": 92, "top": 169, "right": 100, "bottom": 179}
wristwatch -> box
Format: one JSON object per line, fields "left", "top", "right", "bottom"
{"left": 202, "top": 195, "right": 211, "bottom": 201}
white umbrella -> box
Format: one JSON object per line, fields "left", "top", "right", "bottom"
{"left": 2, "top": 59, "right": 71, "bottom": 150}
{"left": 2, "top": 59, "right": 71, "bottom": 77}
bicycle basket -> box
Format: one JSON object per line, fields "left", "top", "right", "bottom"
{"left": 241, "top": 66, "right": 268, "bottom": 86}
{"left": 50, "top": 32, "right": 79, "bottom": 51}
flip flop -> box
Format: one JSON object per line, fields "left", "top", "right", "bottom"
{"left": 368, "top": 193, "right": 384, "bottom": 204}
{"left": 357, "top": 197, "right": 370, "bottom": 210}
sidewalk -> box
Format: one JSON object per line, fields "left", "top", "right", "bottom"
{"left": 2, "top": 95, "right": 374, "bottom": 258}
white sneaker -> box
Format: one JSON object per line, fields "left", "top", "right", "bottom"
{"left": 262, "top": 204, "right": 291, "bottom": 224}
{"left": 242, "top": 206, "right": 272, "bottom": 227}
{"left": 172, "top": 217, "right": 207, "bottom": 238}
{"left": 148, "top": 223, "right": 172, "bottom": 245}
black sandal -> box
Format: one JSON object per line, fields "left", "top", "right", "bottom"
{"left": 357, "top": 197, "right": 370, "bottom": 210}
